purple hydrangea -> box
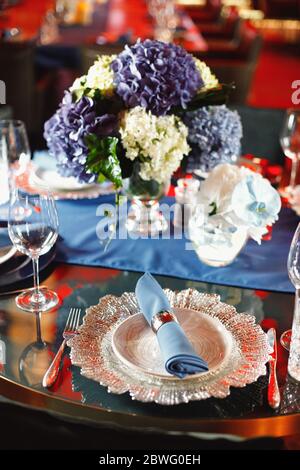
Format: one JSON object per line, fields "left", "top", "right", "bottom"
{"left": 111, "top": 39, "right": 203, "bottom": 116}
{"left": 184, "top": 105, "right": 243, "bottom": 173}
{"left": 44, "top": 92, "right": 118, "bottom": 182}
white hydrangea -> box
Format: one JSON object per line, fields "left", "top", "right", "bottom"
{"left": 70, "top": 75, "right": 87, "bottom": 100}
{"left": 120, "top": 107, "right": 190, "bottom": 183}
{"left": 70, "top": 55, "right": 116, "bottom": 99}
{"left": 194, "top": 58, "right": 219, "bottom": 91}
{"left": 85, "top": 54, "right": 116, "bottom": 95}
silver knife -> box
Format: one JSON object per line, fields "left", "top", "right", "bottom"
{"left": 267, "top": 328, "right": 281, "bottom": 409}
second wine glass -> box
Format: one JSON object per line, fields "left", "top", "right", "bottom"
{"left": 8, "top": 190, "right": 59, "bottom": 312}
{"left": 282, "top": 222, "right": 300, "bottom": 381}
{"left": 0, "top": 120, "right": 31, "bottom": 178}
{"left": 280, "top": 109, "right": 300, "bottom": 198}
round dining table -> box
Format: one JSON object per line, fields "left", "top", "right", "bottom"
{"left": 0, "top": 262, "right": 299, "bottom": 448}
{"left": 0, "top": 104, "right": 299, "bottom": 449}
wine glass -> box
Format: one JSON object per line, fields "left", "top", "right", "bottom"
{"left": 0, "top": 120, "right": 31, "bottom": 181}
{"left": 281, "top": 222, "right": 300, "bottom": 350}
{"left": 0, "top": 120, "right": 31, "bottom": 221}
{"left": 0, "top": 135, "right": 9, "bottom": 207}
{"left": 280, "top": 109, "right": 300, "bottom": 198}
{"left": 8, "top": 190, "right": 59, "bottom": 312}
{"left": 284, "top": 222, "right": 300, "bottom": 381}
{"left": 281, "top": 223, "right": 300, "bottom": 360}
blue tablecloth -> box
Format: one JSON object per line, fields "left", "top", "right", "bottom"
{"left": 54, "top": 194, "right": 297, "bottom": 294}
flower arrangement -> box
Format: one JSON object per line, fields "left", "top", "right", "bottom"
{"left": 192, "top": 163, "right": 281, "bottom": 244}
{"left": 44, "top": 39, "right": 232, "bottom": 189}
{"left": 184, "top": 105, "right": 243, "bottom": 174}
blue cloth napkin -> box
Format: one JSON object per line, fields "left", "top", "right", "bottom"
{"left": 135, "top": 272, "right": 209, "bottom": 379}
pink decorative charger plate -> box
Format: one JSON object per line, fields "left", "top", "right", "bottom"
{"left": 68, "top": 289, "right": 270, "bottom": 405}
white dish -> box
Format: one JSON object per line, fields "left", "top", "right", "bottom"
{"left": 15, "top": 163, "right": 115, "bottom": 200}
{"left": 30, "top": 167, "right": 96, "bottom": 191}
{"left": 112, "top": 308, "right": 232, "bottom": 380}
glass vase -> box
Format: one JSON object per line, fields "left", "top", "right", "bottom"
{"left": 123, "top": 162, "right": 169, "bottom": 236}
{"left": 189, "top": 218, "right": 248, "bottom": 267}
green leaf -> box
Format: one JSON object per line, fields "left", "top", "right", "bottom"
{"left": 209, "top": 202, "right": 217, "bottom": 216}
{"left": 92, "top": 89, "right": 102, "bottom": 101}
{"left": 86, "top": 136, "right": 123, "bottom": 189}
{"left": 172, "top": 83, "right": 235, "bottom": 114}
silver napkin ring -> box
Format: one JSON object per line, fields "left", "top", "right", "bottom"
{"left": 151, "top": 311, "right": 178, "bottom": 334}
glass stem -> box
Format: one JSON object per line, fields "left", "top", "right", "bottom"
{"left": 292, "top": 288, "right": 300, "bottom": 333}
{"left": 35, "top": 312, "right": 42, "bottom": 343}
{"left": 290, "top": 158, "right": 299, "bottom": 189}
{"left": 32, "top": 256, "right": 40, "bottom": 298}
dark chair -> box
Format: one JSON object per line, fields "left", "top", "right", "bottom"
{"left": 198, "top": 22, "right": 259, "bottom": 59}
{"left": 257, "top": 0, "right": 300, "bottom": 19}
{"left": 0, "top": 42, "right": 35, "bottom": 129}
{"left": 35, "top": 45, "right": 81, "bottom": 71}
{"left": 235, "top": 105, "right": 285, "bottom": 164}
{"left": 184, "top": 0, "right": 222, "bottom": 23}
{"left": 0, "top": 104, "right": 12, "bottom": 119}
{"left": 0, "top": 41, "right": 52, "bottom": 134}
{"left": 194, "top": 8, "right": 242, "bottom": 40}
{"left": 195, "top": 25, "right": 263, "bottom": 104}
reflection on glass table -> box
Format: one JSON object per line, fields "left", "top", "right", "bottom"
{"left": 0, "top": 263, "right": 298, "bottom": 437}
{"left": 18, "top": 312, "right": 53, "bottom": 387}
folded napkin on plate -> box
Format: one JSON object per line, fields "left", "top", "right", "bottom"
{"left": 135, "top": 272, "right": 209, "bottom": 379}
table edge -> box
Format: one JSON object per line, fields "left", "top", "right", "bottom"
{"left": 1, "top": 375, "right": 299, "bottom": 439}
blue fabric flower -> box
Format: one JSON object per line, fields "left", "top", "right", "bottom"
{"left": 111, "top": 39, "right": 203, "bottom": 116}
{"left": 231, "top": 175, "right": 281, "bottom": 227}
{"left": 44, "top": 92, "right": 118, "bottom": 183}
{"left": 184, "top": 105, "right": 242, "bottom": 172}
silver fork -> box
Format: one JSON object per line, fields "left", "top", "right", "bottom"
{"left": 42, "top": 307, "right": 81, "bottom": 389}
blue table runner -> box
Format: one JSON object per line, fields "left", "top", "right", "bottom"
{"left": 55, "top": 195, "right": 297, "bottom": 294}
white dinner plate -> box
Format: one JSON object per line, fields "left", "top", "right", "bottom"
{"left": 112, "top": 308, "right": 233, "bottom": 380}
{"left": 30, "top": 167, "right": 97, "bottom": 191}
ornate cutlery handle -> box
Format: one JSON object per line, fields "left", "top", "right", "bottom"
{"left": 42, "top": 339, "right": 66, "bottom": 388}
{"left": 268, "top": 359, "right": 280, "bottom": 409}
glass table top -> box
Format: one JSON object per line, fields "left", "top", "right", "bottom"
{"left": 0, "top": 262, "right": 300, "bottom": 438}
